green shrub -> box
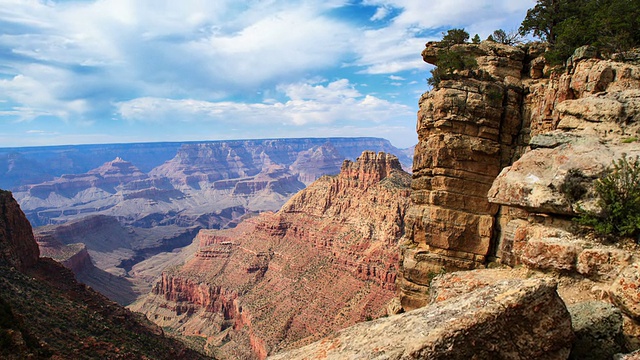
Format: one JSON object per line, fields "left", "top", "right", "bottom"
{"left": 576, "top": 154, "right": 640, "bottom": 241}
{"left": 441, "top": 28, "right": 469, "bottom": 47}
{"left": 427, "top": 49, "right": 478, "bottom": 87}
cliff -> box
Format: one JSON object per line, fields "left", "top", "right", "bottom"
{"left": 130, "top": 151, "right": 411, "bottom": 359}
{"left": 13, "top": 137, "right": 411, "bottom": 227}
{"left": 0, "top": 189, "right": 210, "bottom": 359}
{"left": 263, "top": 41, "right": 640, "bottom": 359}
{"left": 0, "top": 190, "right": 39, "bottom": 271}
{"left": 34, "top": 215, "right": 201, "bottom": 305}
{"left": 389, "top": 39, "right": 640, "bottom": 357}
{"left": 398, "top": 41, "right": 528, "bottom": 309}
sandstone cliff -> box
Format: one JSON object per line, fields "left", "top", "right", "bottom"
{"left": 391, "top": 39, "right": 640, "bottom": 357}
{"left": 130, "top": 151, "right": 411, "bottom": 359}
{"left": 398, "top": 40, "right": 640, "bottom": 309}
{"left": 0, "top": 189, "right": 210, "bottom": 359}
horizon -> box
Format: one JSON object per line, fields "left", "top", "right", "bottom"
{"left": 0, "top": 135, "right": 413, "bottom": 151}
{"left": 0, "top": 0, "right": 535, "bottom": 149}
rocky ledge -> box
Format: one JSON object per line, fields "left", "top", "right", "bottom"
{"left": 270, "top": 277, "right": 573, "bottom": 360}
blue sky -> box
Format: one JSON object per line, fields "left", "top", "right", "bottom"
{"left": 0, "top": 0, "right": 535, "bottom": 148}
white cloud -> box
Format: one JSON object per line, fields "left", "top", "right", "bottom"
{"left": 116, "top": 79, "right": 413, "bottom": 127}
{"left": 0, "top": 0, "right": 534, "bottom": 147}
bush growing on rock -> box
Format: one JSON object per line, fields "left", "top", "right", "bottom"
{"left": 428, "top": 28, "right": 477, "bottom": 88}
{"left": 577, "top": 154, "right": 640, "bottom": 241}
{"left": 520, "top": 0, "right": 640, "bottom": 64}
{"left": 441, "top": 28, "right": 469, "bottom": 47}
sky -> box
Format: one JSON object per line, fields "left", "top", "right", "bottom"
{"left": 0, "top": 0, "right": 536, "bottom": 149}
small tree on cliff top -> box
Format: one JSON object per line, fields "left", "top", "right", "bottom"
{"left": 520, "top": 0, "right": 640, "bottom": 63}
{"left": 441, "top": 28, "right": 469, "bottom": 47}
{"left": 428, "top": 28, "right": 477, "bottom": 88}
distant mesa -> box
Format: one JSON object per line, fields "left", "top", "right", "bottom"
{"left": 10, "top": 138, "right": 413, "bottom": 228}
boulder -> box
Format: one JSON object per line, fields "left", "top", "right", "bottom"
{"left": 568, "top": 301, "right": 626, "bottom": 360}
{"left": 610, "top": 262, "right": 640, "bottom": 320}
{"left": 270, "top": 278, "right": 573, "bottom": 360}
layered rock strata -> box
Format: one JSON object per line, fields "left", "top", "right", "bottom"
{"left": 270, "top": 278, "right": 573, "bottom": 360}
{"left": 131, "top": 152, "right": 411, "bottom": 359}
{"left": 399, "top": 39, "right": 640, "bottom": 317}
{"left": 398, "top": 41, "right": 527, "bottom": 309}
{"left": 0, "top": 190, "right": 209, "bottom": 359}
{"left": 13, "top": 137, "right": 411, "bottom": 228}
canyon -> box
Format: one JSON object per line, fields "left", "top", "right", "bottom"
{"left": 0, "top": 190, "right": 208, "bottom": 359}
{"left": 130, "top": 151, "right": 412, "bottom": 358}
{"left": 273, "top": 41, "right": 640, "bottom": 359}
{"left": 5, "top": 137, "right": 411, "bottom": 305}
{"left": 1, "top": 37, "right": 640, "bottom": 359}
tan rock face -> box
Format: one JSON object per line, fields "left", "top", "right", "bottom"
{"left": 399, "top": 41, "right": 526, "bottom": 309}
{"left": 610, "top": 262, "right": 640, "bottom": 320}
{"left": 269, "top": 278, "right": 573, "bottom": 360}
{"left": 131, "top": 151, "right": 411, "bottom": 359}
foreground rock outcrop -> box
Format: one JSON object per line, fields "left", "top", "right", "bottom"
{"left": 131, "top": 152, "right": 411, "bottom": 359}
{"left": 397, "top": 41, "right": 527, "bottom": 309}
{"left": 0, "top": 190, "right": 210, "bottom": 359}
{"left": 398, "top": 39, "right": 640, "bottom": 321}
{"left": 270, "top": 278, "right": 573, "bottom": 360}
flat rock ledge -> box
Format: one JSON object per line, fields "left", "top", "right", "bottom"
{"left": 269, "top": 278, "right": 573, "bottom": 360}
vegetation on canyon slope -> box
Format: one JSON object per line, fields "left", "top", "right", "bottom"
{"left": 430, "top": 0, "right": 640, "bottom": 84}
{"left": 519, "top": 0, "right": 640, "bottom": 63}
{"left": 576, "top": 155, "right": 640, "bottom": 241}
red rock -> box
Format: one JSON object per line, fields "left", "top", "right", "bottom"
{"left": 609, "top": 262, "right": 640, "bottom": 320}
{"left": 0, "top": 190, "right": 39, "bottom": 271}
{"left": 132, "top": 152, "right": 411, "bottom": 359}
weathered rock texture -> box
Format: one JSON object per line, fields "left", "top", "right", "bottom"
{"left": 569, "top": 301, "right": 627, "bottom": 360}
{"left": 270, "top": 278, "right": 573, "bottom": 360}
{"left": 399, "top": 40, "right": 640, "bottom": 315}
{"left": 0, "top": 190, "right": 39, "bottom": 271}
{"left": 131, "top": 152, "right": 411, "bottom": 359}
{"left": 0, "top": 189, "right": 209, "bottom": 359}
{"left": 398, "top": 41, "right": 528, "bottom": 309}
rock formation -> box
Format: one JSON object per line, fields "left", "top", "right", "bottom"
{"left": 131, "top": 151, "right": 411, "bottom": 359}
{"left": 387, "top": 37, "right": 640, "bottom": 357}
{"left": 398, "top": 39, "right": 640, "bottom": 314}
{"left": 12, "top": 137, "right": 411, "bottom": 227}
{"left": 270, "top": 278, "right": 573, "bottom": 360}
{"left": 0, "top": 190, "right": 209, "bottom": 359}
{"left": 0, "top": 190, "right": 39, "bottom": 271}
{"left": 398, "top": 41, "right": 528, "bottom": 309}
{"left": 34, "top": 215, "right": 201, "bottom": 305}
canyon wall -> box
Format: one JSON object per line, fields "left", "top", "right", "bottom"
{"left": 12, "top": 137, "right": 410, "bottom": 227}
{"left": 269, "top": 43, "right": 640, "bottom": 359}
{"left": 398, "top": 41, "right": 640, "bottom": 313}
{"left": 0, "top": 190, "right": 209, "bottom": 359}
{"left": 131, "top": 151, "right": 411, "bottom": 359}
{"left": 398, "top": 41, "right": 529, "bottom": 309}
